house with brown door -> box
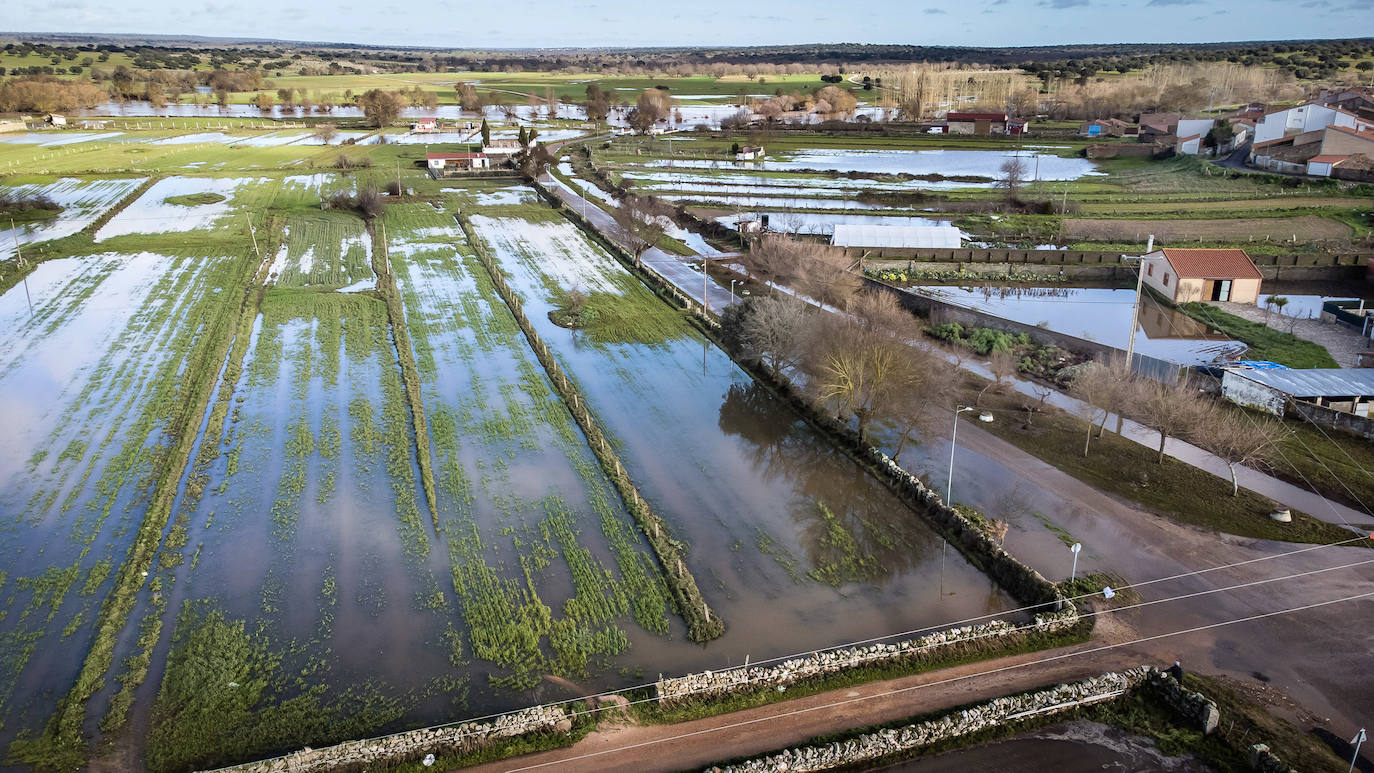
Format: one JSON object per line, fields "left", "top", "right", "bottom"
{"left": 1140, "top": 248, "right": 1262, "bottom": 305}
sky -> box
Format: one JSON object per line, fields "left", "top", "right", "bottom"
{"left": 3, "top": 0, "right": 1371, "bottom": 50}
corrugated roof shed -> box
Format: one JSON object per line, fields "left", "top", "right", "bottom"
{"left": 1225, "top": 367, "right": 1374, "bottom": 398}
{"left": 830, "top": 224, "right": 962, "bottom": 249}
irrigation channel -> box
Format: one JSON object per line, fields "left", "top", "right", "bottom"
{"left": 0, "top": 177, "right": 1013, "bottom": 771}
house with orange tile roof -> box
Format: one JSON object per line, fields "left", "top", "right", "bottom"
{"left": 1140, "top": 248, "right": 1262, "bottom": 305}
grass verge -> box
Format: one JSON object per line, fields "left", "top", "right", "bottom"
{"left": 1177, "top": 302, "right": 1339, "bottom": 368}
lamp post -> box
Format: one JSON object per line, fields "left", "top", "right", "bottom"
{"left": 1069, "top": 542, "right": 1082, "bottom": 582}
{"left": 947, "top": 406, "right": 994, "bottom": 505}
{"left": 1350, "top": 728, "right": 1366, "bottom": 773}
{"left": 730, "top": 279, "right": 737, "bottom": 304}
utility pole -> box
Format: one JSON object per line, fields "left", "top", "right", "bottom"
{"left": 11, "top": 218, "right": 33, "bottom": 312}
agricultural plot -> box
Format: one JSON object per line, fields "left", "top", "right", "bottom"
{"left": 465, "top": 192, "right": 1014, "bottom": 677}
{"left": 384, "top": 201, "right": 674, "bottom": 699}
{"left": 266, "top": 211, "right": 374, "bottom": 289}
{"left": 93, "top": 176, "right": 257, "bottom": 241}
{"left": 0, "top": 176, "right": 146, "bottom": 258}
{"left": 0, "top": 246, "right": 252, "bottom": 759}
{"left": 138, "top": 287, "right": 456, "bottom": 773}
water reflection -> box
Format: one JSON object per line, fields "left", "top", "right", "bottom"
{"left": 912, "top": 284, "right": 1242, "bottom": 365}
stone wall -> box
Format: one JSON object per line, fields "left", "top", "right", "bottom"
{"left": 656, "top": 610, "right": 1079, "bottom": 705}
{"left": 208, "top": 705, "right": 571, "bottom": 773}
{"left": 704, "top": 668, "right": 1152, "bottom": 773}
{"left": 1147, "top": 670, "right": 1221, "bottom": 734}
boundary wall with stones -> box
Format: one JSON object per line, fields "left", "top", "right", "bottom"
{"left": 203, "top": 706, "right": 570, "bottom": 773}
{"left": 704, "top": 668, "right": 1152, "bottom": 773}
{"left": 706, "top": 666, "right": 1294, "bottom": 773}
{"left": 454, "top": 212, "right": 724, "bottom": 642}
{"left": 656, "top": 612, "right": 1078, "bottom": 705}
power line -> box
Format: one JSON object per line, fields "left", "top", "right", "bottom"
{"left": 505, "top": 588, "right": 1374, "bottom": 772}
{"left": 207, "top": 551, "right": 1374, "bottom": 771}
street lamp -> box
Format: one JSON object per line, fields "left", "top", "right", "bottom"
{"left": 730, "top": 279, "right": 737, "bottom": 303}
{"left": 1069, "top": 542, "right": 1082, "bottom": 582}
{"left": 1350, "top": 728, "right": 1366, "bottom": 773}
{"left": 947, "top": 406, "right": 994, "bottom": 505}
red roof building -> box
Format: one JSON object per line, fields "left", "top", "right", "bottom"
{"left": 1141, "top": 248, "right": 1262, "bottom": 304}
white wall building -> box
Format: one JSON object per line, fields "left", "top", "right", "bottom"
{"left": 1251, "top": 103, "right": 1372, "bottom": 145}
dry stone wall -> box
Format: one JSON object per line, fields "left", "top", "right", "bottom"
{"left": 204, "top": 705, "right": 570, "bottom": 773}
{"left": 704, "top": 668, "right": 1153, "bottom": 773}
{"left": 656, "top": 608, "right": 1079, "bottom": 705}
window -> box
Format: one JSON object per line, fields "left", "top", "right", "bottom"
{"left": 1147, "top": 263, "right": 1154, "bottom": 277}
{"left": 1163, "top": 272, "right": 1170, "bottom": 286}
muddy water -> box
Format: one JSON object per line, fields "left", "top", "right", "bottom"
{"left": 466, "top": 203, "right": 1016, "bottom": 683}
{"left": 910, "top": 284, "right": 1243, "bottom": 366}
{"left": 881, "top": 720, "right": 1209, "bottom": 772}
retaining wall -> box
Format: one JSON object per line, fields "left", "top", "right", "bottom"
{"left": 1288, "top": 399, "right": 1374, "bottom": 441}
{"left": 206, "top": 706, "right": 570, "bottom": 773}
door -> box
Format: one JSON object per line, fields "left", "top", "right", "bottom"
{"left": 1217, "top": 280, "right": 1232, "bottom": 302}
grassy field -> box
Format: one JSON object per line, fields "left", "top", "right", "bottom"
{"left": 1177, "top": 303, "right": 1340, "bottom": 368}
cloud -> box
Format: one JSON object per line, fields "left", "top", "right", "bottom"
{"left": 924, "top": 7, "right": 947, "bottom": 12}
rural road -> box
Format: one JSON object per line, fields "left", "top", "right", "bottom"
{"left": 463, "top": 166, "right": 1374, "bottom": 772}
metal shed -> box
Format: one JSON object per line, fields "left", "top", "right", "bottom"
{"left": 1220, "top": 367, "right": 1374, "bottom": 417}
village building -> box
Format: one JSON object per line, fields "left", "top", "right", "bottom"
{"left": 45, "top": 113, "right": 66, "bottom": 127}
{"left": 1250, "top": 102, "right": 1374, "bottom": 146}
{"left": 0, "top": 119, "right": 25, "bottom": 134}
{"left": 426, "top": 152, "right": 490, "bottom": 177}
{"left": 1252, "top": 123, "right": 1374, "bottom": 177}
{"left": 410, "top": 118, "right": 438, "bottom": 132}
{"left": 735, "top": 145, "right": 765, "bottom": 161}
{"left": 830, "top": 223, "right": 962, "bottom": 257}
{"left": 1221, "top": 366, "right": 1374, "bottom": 422}
{"left": 1137, "top": 113, "right": 1182, "bottom": 142}
{"left": 1315, "top": 86, "right": 1374, "bottom": 122}
{"left": 1140, "top": 248, "right": 1262, "bottom": 305}
{"left": 945, "top": 112, "right": 1027, "bottom": 136}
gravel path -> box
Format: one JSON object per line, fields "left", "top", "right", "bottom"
{"left": 1208, "top": 301, "right": 1372, "bottom": 368}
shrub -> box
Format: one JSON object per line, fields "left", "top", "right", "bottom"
{"left": 931, "top": 322, "right": 964, "bottom": 342}
{"left": 384, "top": 180, "right": 403, "bottom": 196}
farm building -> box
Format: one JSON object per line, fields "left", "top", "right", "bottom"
{"left": 1078, "top": 119, "right": 1137, "bottom": 138}
{"left": 481, "top": 139, "right": 529, "bottom": 156}
{"left": 735, "top": 146, "right": 765, "bottom": 161}
{"left": 830, "top": 224, "right": 962, "bottom": 257}
{"left": 1221, "top": 367, "right": 1374, "bottom": 421}
{"left": 0, "top": 120, "right": 24, "bottom": 134}
{"left": 45, "top": 114, "right": 66, "bottom": 127}
{"left": 945, "top": 112, "right": 1027, "bottom": 136}
{"left": 426, "top": 152, "right": 490, "bottom": 177}
{"left": 1252, "top": 124, "right": 1374, "bottom": 176}
{"left": 1140, "top": 248, "right": 1262, "bottom": 305}
{"left": 410, "top": 119, "right": 438, "bottom": 132}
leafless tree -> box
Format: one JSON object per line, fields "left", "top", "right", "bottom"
{"left": 313, "top": 123, "right": 338, "bottom": 143}
{"left": 977, "top": 349, "right": 1017, "bottom": 406}
{"left": 1194, "top": 408, "right": 1284, "bottom": 496}
{"left": 612, "top": 196, "right": 667, "bottom": 268}
{"left": 794, "top": 243, "right": 860, "bottom": 311}
{"left": 1130, "top": 377, "right": 1210, "bottom": 464}
{"left": 1068, "top": 359, "right": 1132, "bottom": 455}
{"left": 996, "top": 156, "right": 1028, "bottom": 205}
{"left": 740, "top": 293, "right": 813, "bottom": 374}
{"left": 741, "top": 234, "right": 799, "bottom": 291}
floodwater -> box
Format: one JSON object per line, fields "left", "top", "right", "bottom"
{"left": 467, "top": 200, "right": 1016, "bottom": 682}
{"left": 0, "top": 131, "right": 124, "bottom": 146}
{"left": 909, "top": 284, "right": 1243, "bottom": 366}
{"left": 881, "top": 721, "right": 1208, "bottom": 772}
{"left": 0, "top": 177, "right": 147, "bottom": 257}
{"left": 656, "top": 193, "right": 889, "bottom": 211}
{"left": 94, "top": 176, "right": 258, "bottom": 241}
{"left": 714, "top": 212, "right": 959, "bottom": 236}
{"left": 642, "top": 148, "right": 1100, "bottom": 181}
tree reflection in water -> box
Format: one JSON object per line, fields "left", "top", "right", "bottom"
{"left": 717, "top": 381, "right": 944, "bottom": 586}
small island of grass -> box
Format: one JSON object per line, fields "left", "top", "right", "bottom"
{"left": 164, "top": 193, "right": 226, "bottom": 206}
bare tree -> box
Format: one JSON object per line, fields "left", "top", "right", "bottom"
{"left": 889, "top": 343, "right": 954, "bottom": 464}
{"left": 1130, "top": 377, "right": 1210, "bottom": 464}
{"left": 740, "top": 294, "right": 813, "bottom": 374}
{"left": 612, "top": 196, "right": 667, "bottom": 268}
{"left": 977, "top": 349, "right": 1017, "bottom": 406}
{"left": 741, "top": 234, "right": 799, "bottom": 291}
{"left": 1195, "top": 409, "right": 1284, "bottom": 496}
{"left": 794, "top": 243, "right": 860, "bottom": 311}
{"left": 996, "top": 156, "right": 1028, "bottom": 206}
{"left": 313, "top": 123, "right": 338, "bottom": 144}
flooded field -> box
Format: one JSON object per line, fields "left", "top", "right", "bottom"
{"left": 0, "top": 177, "right": 147, "bottom": 257}
{"left": 636, "top": 148, "right": 1099, "bottom": 181}
{"left": 910, "top": 284, "right": 1243, "bottom": 365}
{"left": 0, "top": 176, "right": 1020, "bottom": 770}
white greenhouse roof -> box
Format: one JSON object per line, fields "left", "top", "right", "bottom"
{"left": 830, "top": 224, "right": 963, "bottom": 249}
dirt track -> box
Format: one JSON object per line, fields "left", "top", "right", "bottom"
{"left": 1064, "top": 215, "right": 1352, "bottom": 242}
